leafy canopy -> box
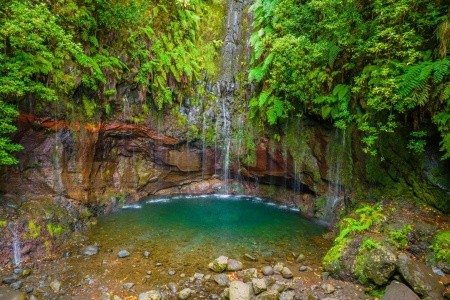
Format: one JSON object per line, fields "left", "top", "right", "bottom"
{"left": 249, "top": 0, "right": 450, "bottom": 158}
{"left": 0, "top": 0, "right": 215, "bottom": 165}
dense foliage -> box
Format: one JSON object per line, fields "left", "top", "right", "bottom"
{"left": 0, "top": 0, "right": 216, "bottom": 165}
{"left": 249, "top": 0, "right": 450, "bottom": 158}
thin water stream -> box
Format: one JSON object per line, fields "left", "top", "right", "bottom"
{"left": 7, "top": 222, "right": 21, "bottom": 267}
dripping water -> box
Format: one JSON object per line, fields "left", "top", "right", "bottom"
{"left": 214, "top": 0, "right": 248, "bottom": 192}
{"left": 323, "top": 129, "right": 346, "bottom": 224}
{"left": 8, "top": 222, "right": 21, "bottom": 266}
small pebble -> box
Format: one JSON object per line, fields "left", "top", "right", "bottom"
{"left": 169, "top": 270, "right": 176, "bottom": 276}
{"left": 244, "top": 253, "right": 257, "bottom": 261}
{"left": 117, "top": 250, "right": 130, "bottom": 258}
{"left": 262, "top": 266, "right": 274, "bottom": 276}
{"left": 50, "top": 279, "right": 61, "bottom": 293}
{"left": 168, "top": 282, "right": 178, "bottom": 293}
{"left": 2, "top": 276, "right": 18, "bottom": 284}
{"left": 295, "top": 254, "right": 305, "bottom": 262}
{"left": 123, "top": 282, "right": 134, "bottom": 290}
{"left": 299, "top": 266, "right": 307, "bottom": 272}
{"left": 321, "top": 283, "right": 336, "bottom": 294}
{"left": 156, "top": 262, "right": 163, "bottom": 267}
{"left": 10, "top": 280, "right": 23, "bottom": 290}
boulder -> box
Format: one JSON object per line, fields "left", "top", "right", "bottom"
{"left": 139, "top": 290, "right": 162, "bottom": 300}
{"left": 177, "top": 288, "right": 192, "bottom": 300}
{"left": 355, "top": 243, "right": 397, "bottom": 285}
{"left": 229, "top": 281, "right": 251, "bottom": 300}
{"left": 382, "top": 281, "right": 420, "bottom": 300}
{"left": 252, "top": 278, "right": 267, "bottom": 295}
{"left": 227, "top": 259, "right": 243, "bottom": 271}
{"left": 209, "top": 256, "right": 228, "bottom": 273}
{"left": 398, "top": 254, "right": 445, "bottom": 299}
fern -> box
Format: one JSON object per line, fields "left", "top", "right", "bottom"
{"left": 266, "top": 97, "right": 285, "bottom": 125}
{"left": 328, "top": 43, "right": 340, "bottom": 66}
{"left": 433, "top": 59, "right": 450, "bottom": 83}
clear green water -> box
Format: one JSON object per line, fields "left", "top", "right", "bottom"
{"left": 90, "top": 195, "right": 328, "bottom": 262}
{"left": 56, "top": 195, "right": 330, "bottom": 297}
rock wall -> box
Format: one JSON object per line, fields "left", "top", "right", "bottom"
{"left": 0, "top": 115, "right": 218, "bottom": 209}
{"left": 0, "top": 114, "right": 344, "bottom": 207}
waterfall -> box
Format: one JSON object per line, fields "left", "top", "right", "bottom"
{"left": 323, "top": 130, "right": 347, "bottom": 224}
{"left": 53, "top": 132, "right": 66, "bottom": 195}
{"left": 215, "top": 0, "right": 248, "bottom": 191}
{"left": 8, "top": 222, "right": 21, "bottom": 266}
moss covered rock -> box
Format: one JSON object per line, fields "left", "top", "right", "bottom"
{"left": 354, "top": 238, "right": 397, "bottom": 285}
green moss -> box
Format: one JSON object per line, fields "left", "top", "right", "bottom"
{"left": 354, "top": 238, "right": 383, "bottom": 284}
{"left": 46, "top": 222, "right": 64, "bottom": 237}
{"left": 27, "top": 221, "right": 41, "bottom": 239}
{"left": 187, "top": 124, "right": 200, "bottom": 141}
{"left": 313, "top": 196, "right": 327, "bottom": 215}
{"left": 323, "top": 239, "right": 348, "bottom": 274}
{"left": 0, "top": 220, "right": 6, "bottom": 228}
{"left": 82, "top": 96, "right": 97, "bottom": 119}
{"left": 285, "top": 123, "right": 321, "bottom": 184}
{"left": 430, "top": 229, "right": 450, "bottom": 265}
{"left": 366, "top": 287, "right": 385, "bottom": 299}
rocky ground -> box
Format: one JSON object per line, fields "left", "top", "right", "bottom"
{"left": 0, "top": 253, "right": 370, "bottom": 300}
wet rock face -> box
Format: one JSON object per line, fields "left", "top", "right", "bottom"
{"left": 1, "top": 114, "right": 342, "bottom": 214}
{"left": 0, "top": 115, "right": 217, "bottom": 207}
